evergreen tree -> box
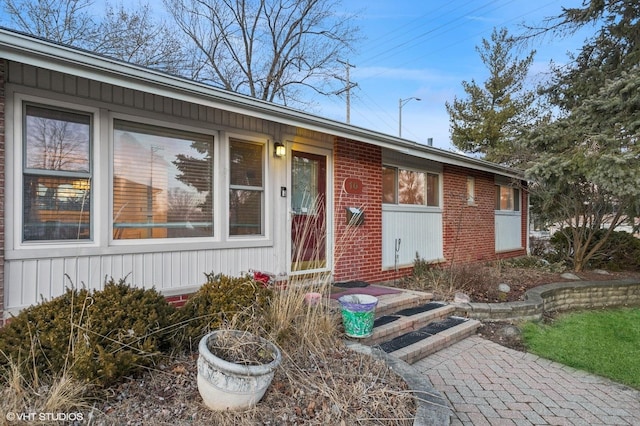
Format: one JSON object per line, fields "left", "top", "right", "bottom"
{"left": 446, "top": 28, "right": 539, "bottom": 165}
{"left": 524, "top": 0, "right": 640, "bottom": 271}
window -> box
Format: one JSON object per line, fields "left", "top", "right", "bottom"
{"left": 382, "top": 165, "right": 439, "bottom": 207}
{"left": 382, "top": 166, "right": 397, "bottom": 203}
{"left": 23, "top": 104, "right": 92, "bottom": 241}
{"left": 229, "top": 139, "right": 264, "bottom": 236}
{"left": 113, "top": 120, "right": 213, "bottom": 239}
{"left": 496, "top": 185, "right": 520, "bottom": 211}
{"left": 467, "top": 176, "right": 475, "bottom": 205}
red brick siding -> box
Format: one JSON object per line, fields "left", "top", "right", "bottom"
{"left": 442, "top": 166, "right": 496, "bottom": 264}
{"left": 165, "top": 294, "right": 191, "bottom": 308}
{"left": 442, "top": 165, "right": 526, "bottom": 265}
{"left": 332, "top": 143, "right": 527, "bottom": 283}
{"left": 332, "top": 138, "right": 410, "bottom": 283}
{"left": 0, "top": 61, "right": 5, "bottom": 326}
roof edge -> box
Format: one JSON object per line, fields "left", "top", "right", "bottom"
{"left": 0, "top": 27, "right": 524, "bottom": 180}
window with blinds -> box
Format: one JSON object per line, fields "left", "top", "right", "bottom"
{"left": 113, "top": 120, "right": 214, "bottom": 239}
{"left": 229, "top": 139, "right": 264, "bottom": 236}
{"left": 23, "top": 104, "right": 92, "bottom": 241}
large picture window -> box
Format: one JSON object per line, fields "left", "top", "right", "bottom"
{"left": 229, "top": 139, "right": 264, "bottom": 236}
{"left": 23, "top": 104, "right": 92, "bottom": 241}
{"left": 113, "top": 120, "right": 213, "bottom": 239}
{"left": 382, "top": 165, "right": 439, "bottom": 207}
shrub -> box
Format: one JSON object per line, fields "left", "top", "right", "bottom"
{"left": 503, "top": 255, "right": 565, "bottom": 273}
{"left": 588, "top": 230, "right": 640, "bottom": 271}
{"left": 550, "top": 228, "right": 640, "bottom": 271}
{"left": 0, "top": 278, "right": 176, "bottom": 388}
{"left": 171, "top": 273, "right": 272, "bottom": 350}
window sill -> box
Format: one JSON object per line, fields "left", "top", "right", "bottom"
{"left": 7, "top": 237, "right": 273, "bottom": 260}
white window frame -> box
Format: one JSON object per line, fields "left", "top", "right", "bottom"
{"left": 227, "top": 137, "right": 267, "bottom": 238}
{"left": 109, "top": 111, "right": 221, "bottom": 247}
{"left": 6, "top": 89, "right": 275, "bottom": 260}
{"left": 467, "top": 176, "right": 476, "bottom": 206}
{"left": 8, "top": 92, "right": 102, "bottom": 253}
{"left": 225, "top": 132, "right": 271, "bottom": 241}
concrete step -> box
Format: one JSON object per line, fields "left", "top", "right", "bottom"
{"left": 371, "top": 288, "right": 434, "bottom": 319}
{"left": 335, "top": 288, "right": 481, "bottom": 364}
{"left": 330, "top": 287, "right": 433, "bottom": 319}
{"left": 377, "top": 316, "right": 481, "bottom": 364}
{"left": 361, "top": 302, "right": 455, "bottom": 346}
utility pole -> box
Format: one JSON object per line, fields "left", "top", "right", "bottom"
{"left": 335, "top": 60, "right": 357, "bottom": 124}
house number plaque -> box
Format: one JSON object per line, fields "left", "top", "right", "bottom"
{"left": 343, "top": 178, "right": 363, "bottom": 194}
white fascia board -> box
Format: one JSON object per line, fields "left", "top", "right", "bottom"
{"left": 0, "top": 28, "right": 524, "bottom": 180}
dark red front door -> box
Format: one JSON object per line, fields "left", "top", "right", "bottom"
{"left": 291, "top": 151, "right": 327, "bottom": 271}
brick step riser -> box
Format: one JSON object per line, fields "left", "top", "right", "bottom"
{"left": 361, "top": 305, "right": 455, "bottom": 346}
{"left": 390, "top": 319, "right": 481, "bottom": 365}
{"left": 332, "top": 292, "right": 432, "bottom": 319}
{"left": 373, "top": 294, "right": 433, "bottom": 319}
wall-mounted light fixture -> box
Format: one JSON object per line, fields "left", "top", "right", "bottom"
{"left": 274, "top": 141, "right": 286, "bottom": 158}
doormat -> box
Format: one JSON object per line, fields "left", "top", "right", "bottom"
{"left": 373, "top": 315, "right": 401, "bottom": 328}
{"left": 329, "top": 285, "right": 402, "bottom": 299}
{"left": 334, "top": 280, "right": 369, "bottom": 288}
{"left": 376, "top": 316, "right": 466, "bottom": 353}
{"left": 394, "top": 302, "right": 447, "bottom": 317}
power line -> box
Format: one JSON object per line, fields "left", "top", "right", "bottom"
{"left": 356, "top": 0, "right": 510, "bottom": 67}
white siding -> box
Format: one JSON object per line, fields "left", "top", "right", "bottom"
{"left": 382, "top": 206, "right": 443, "bottom": 268}
{"left": 495, "top": 212, "right": 522, "bottom": 252}
{"left": 5, "top": 247, "right": 278, "bottom": 314}
{"left": 4, "top": 63, "right": 296, "bottom": 316}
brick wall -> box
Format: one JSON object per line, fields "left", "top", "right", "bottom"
{"left": 332, "top": 143, "right": 526, "bottom": 284}
{"left": 0, "top": 61, "right": 5, "bottom": 326}
{"left": 456, "top": 280, "right": 640, "bottom": 321}
{"left": 442, "top": 165, "right": 526, "bottom": 265}
{"left": 442, "top": 165, "right": 496, "bottom": 264}
{"left": 332, "top": 138, "right": 411, "bottom": 283}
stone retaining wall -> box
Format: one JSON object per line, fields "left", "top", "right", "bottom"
{"left": 454, "top": 279, "right": 640, "bottom": 321}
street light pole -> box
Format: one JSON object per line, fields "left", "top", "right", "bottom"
{"left": 398, "top": 97, "right": 421, "bottom": 138}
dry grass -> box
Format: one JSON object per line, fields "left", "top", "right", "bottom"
{"left": 400, "top": 260, "right": 495, "bottom": 301}
{"left": 0, "top": 357, "right": 93, "bottom": 425}
{"left": 1, "top": 196, "right": 416, "bottom": 424}
{"left": 92, "top": 340, "right": 414, "bottom": 425}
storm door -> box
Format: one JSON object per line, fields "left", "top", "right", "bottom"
{"left": 290, "top": 150, "right": 327, "bottom": 272}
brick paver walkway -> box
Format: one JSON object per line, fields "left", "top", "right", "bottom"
{"left": 413, "top": 336, "right": 640, "bottom": 425}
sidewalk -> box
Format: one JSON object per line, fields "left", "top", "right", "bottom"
{"left": 413, "top": 336, "right": 640, "bottom": 425}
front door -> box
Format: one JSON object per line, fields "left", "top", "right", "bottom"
{"left": 290, "top": 150, "right": 327, "bottom": 272}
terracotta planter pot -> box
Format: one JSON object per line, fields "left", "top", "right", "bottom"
{"left": 197, "top": 330, "right": 282, "bottom": 411}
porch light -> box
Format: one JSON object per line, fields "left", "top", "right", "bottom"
{"left": 274, "top": 141, "right": 286, "bottom": 157}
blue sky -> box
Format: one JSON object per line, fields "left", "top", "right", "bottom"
{"left": 1, "top": 0, "right": 595, "bottom": 152}
{"left": 315, "top": 0, "right": 596, "bottom": 151}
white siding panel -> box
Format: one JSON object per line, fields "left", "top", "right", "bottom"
{"left": 382, "top": 208, "right": 443, "bottom": 268}
{"left": 495, "top": 212, "right": 522, "bottom": 251}
{"left": 5, "top": 247, "right": 278, "bottom": 314}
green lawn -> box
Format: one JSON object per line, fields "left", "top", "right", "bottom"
{"left": 522, "top": 308, "right": 640, "bottom": 389}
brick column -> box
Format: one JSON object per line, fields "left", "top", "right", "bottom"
{"left": 333, "top": 138, "right": 410, "bottom": 283}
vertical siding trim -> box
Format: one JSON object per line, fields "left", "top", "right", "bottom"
{"left": 0, "top": 60, "right": 5, "bottom": 323}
